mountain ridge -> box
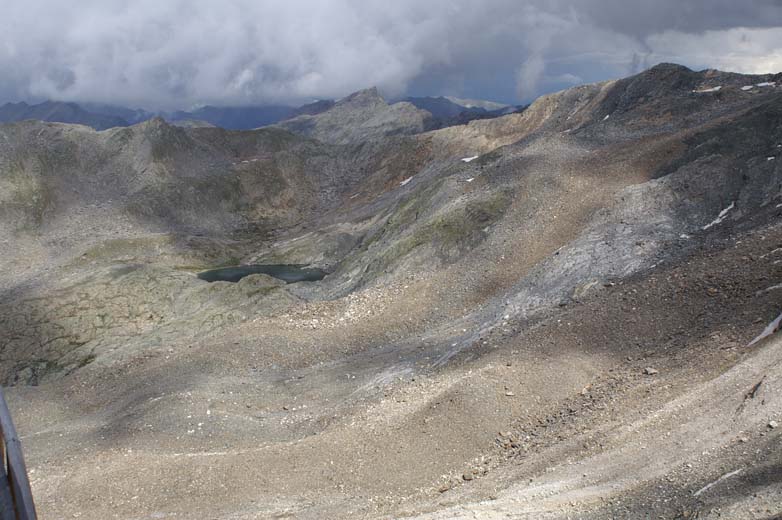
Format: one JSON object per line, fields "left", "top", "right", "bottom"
{"left": 0, "top": 100, "right": 130, "bottom": 130}
{"left": 0, "top": 91, "right": 515, "bottom": 133}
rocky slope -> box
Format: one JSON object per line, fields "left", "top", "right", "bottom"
{"left": 1, "top": 63, "right": 781, "bottom": 519}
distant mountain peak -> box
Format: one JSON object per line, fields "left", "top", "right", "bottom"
{"left": 1, "top": 101, "right": 30, "bottom": 108}
{"left": 338, "top": 87, "right": 385, "bottom": 108}
{"left": 647, "top": 62, "right": 694, "bottom": 74}
{"left": 275, "top": 87, "right": 431, "bottom": 144}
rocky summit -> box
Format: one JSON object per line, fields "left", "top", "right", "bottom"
{"left": 1, "top": 63, "right": 782, "bottom": 519}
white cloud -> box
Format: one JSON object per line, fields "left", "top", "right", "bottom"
{"left": 645, "top": 27, "right": 782, "bottom": 74}
{"left": 516, "top": 55, "right": 546, "bottom": 99}
{"left": 0, "top": 0, "right": 779, "bottom": 109}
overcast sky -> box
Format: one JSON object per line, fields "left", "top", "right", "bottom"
{"left": 1, "top": 0, "right": 781, "bottom": 110}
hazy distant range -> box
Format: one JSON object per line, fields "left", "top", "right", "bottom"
{"left": 0, "top": 95, "right": 521, "bottom": 131}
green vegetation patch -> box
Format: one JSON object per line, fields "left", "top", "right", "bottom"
{"left": 360, "top": 185, "right": 513, "bottom": 277}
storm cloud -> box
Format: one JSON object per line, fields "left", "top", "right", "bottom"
{"left": 1, "top": 0, "right": 781, "bottom": 109}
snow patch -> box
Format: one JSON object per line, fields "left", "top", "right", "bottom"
{"left": 756, "top": 283, "right": 782, "bottom": 296}
{"left": 748, "top": 313, "right": 782, "bottom": 347}
{"left": 602, "top": 114, "right": 610, "bottom": 121}
{"left": 694, "top": 469, "right": 744, "bottom": 497}
{"left": 399, "top": 177, "right": 412, "bottom": 186}
{"left": 702, "top": 202, "right": 735, "bottom": 230}
{"left": 693, "top": 86, "right": 722, "bottom": 93}
{"left": 757, "top": 82, "right": 776, "bottom": 87}
{"left": 741, "top": 85, "right": 754, "bottom": 91}
{"left": 461, "top": 156, "right": 479, "bottom": 163}
{"left": 768, "top": 157, "right": 776, "bottom": 161}
{"left": 465, "top": 178, "right": 474, "bottom": 183}
{"left": 760, "top": 247, "right": 782, "bottom": 258}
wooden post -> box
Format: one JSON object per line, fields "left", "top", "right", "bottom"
{"left": 0, "top": 389, "right": 36, "bottom": 520}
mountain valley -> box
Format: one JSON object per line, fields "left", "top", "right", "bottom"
{"left": 1, "top": 63, "right": 781, "bottom": 519}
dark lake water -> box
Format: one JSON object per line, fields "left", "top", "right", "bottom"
{"left": 197, "top": 264, "right": 328, "bottom": 284}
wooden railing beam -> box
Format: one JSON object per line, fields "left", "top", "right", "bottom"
{"left": 0, "top": 389, "right": 36, "bottom": 520}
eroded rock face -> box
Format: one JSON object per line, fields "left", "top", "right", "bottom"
{"left": 1, "top": 64, "right": 782, "bottom": 519}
